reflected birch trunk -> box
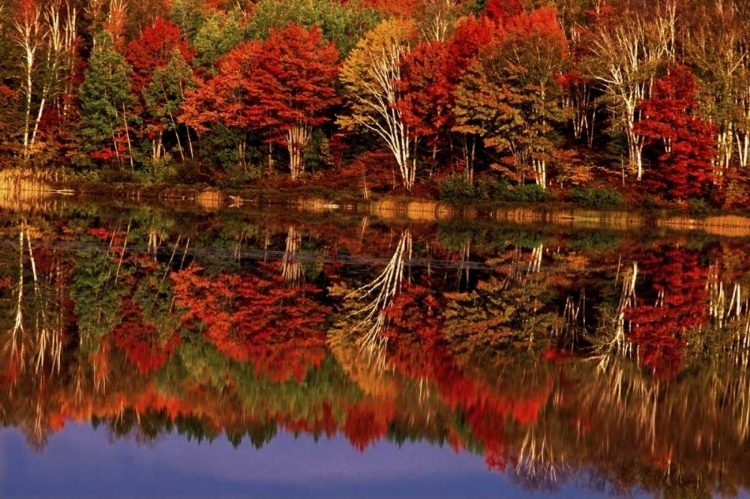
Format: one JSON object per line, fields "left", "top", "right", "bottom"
{"left": 515, "top": 427, "right": 569, "bottom": 484}
{"left": 3, "top": 222, "right": 64, "bottom": 382}
{"left": 346, "top": 229, "right": 412, "bottom": 364}
{"left": 594, "top": 261, "right": 637, "bottom": 370}
{"left": 280, "top": 225, "right": 304, "bottom": 284}
{"left": 455, "top": 240, "right": 470, "bottom": 291}
{"left": 505, "top": 243, "right": 544, "bottom": 289}
{"left": 705, "top": 266, "right": 750, "bottom": 368}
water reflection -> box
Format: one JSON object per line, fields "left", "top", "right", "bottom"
{"left": 1, "top": 202, "right": 750, "bottom": 496}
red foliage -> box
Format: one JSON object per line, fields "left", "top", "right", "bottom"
{"left": 363, "top": 0, "right": 417, "bottom": 18}
{"left": 634, "top": 66, "right": 718, "bottom": 200}
{"left": 485, "top": 0, "right": 523, "bottom": 26}
{"left": 625, "top": 245, "right": 708, "bottom": 377}
{"left": 243, "top": 25, "right": 340, "bottom": 142}
{"left": 125, "top": 18, "right": 194, "bottom": 93}
{"left": 398, "top": 16, "right": 494, "bottom": 169}
{"left": 112, "top": 297, "right": 181, "bottom": 374}
{"left": 341, "top": 399, "right": 393, "bottom": 451}
{"left": 180, "top": 24, "right": 339, "bottom": 174}
{"left": 86, "top": 227, "right": 113, "bottom": 242}
{"left": 379, "top": 280, "right": 552, "bottom": 467}
{"left": 171, "top": 264, "right": 330, "bottom": 381}
{"left": 497, "top": 6, "right": 568, "bottom": 62}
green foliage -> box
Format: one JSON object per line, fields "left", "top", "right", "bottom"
{"left": 170, "top": 0, "right": 206, "bottom": 41}
{"left": 72, "top": 248, "right": 124, "bottom": 354}
{"left": 192, "top": 9, "right": 244, "bottom": 69}
{"left": 438, "top": 174, "right": 477, "bottom": 202}
{"left": 687, "top": 198, "right": 713, "bottom": 217}
{"left": 303, "top": 129, "right": 334, "bottom": 173}
{"left": 78, "top": 31, "right": 134, "bottom": 166}
{"left": 245, "top": 0, "right": 380, "bottom": 56}
{"left": 568, "top": 187, "right": 624, "bottom": 209}
{"left": 439, "top": 175, "right": 555, "bottom": 204}
{"left": 503, "top": 184, "right": 555, "bottom": 203}
{"left": 143, "top": 50, "right": 196, "bottom": 150}
{"left": 566, "top": 230, "right": 622, "bottom": 251}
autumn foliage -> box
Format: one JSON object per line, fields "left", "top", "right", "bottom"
{"left": 181, "top": 24, "right": 339, "bottom": 179}
{"left": 634, "top": 67, "right": 718, "bottom": 200}
{"left": 171, "top": 264, "right": 330, "bottom": 381}
{"left": 4, "top": 0, "right": 750, "bottom": 206}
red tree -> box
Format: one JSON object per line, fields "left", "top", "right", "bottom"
{"left": 634, "top": 66, "right": 718, "bottom": 200}
{"left": 180, "top": 42, "right": 258, "bottom": 134}
{"left": 398, "top": 16, "right": 494, "bottom": 178}
{"left": 125, "top": 18, "right": 194, "bottom": 94}
{"left": 245, "top": 24, "right": 340, "bottom": 180}
{"left": 485, "top": 0, "right": 524, "bottom": 26}
{"left": 171, "top": 264, "right": 330, "bottom": 381}
{"left": 180, "top": 24, "right": 339, "bottom": 180}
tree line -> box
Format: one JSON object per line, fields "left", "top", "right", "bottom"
{"left": 1, "top": 0, "right": 750, "bottom": 204}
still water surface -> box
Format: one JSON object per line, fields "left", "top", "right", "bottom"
{"left": 1, "top": 198, "right": 749, "bottom": 498}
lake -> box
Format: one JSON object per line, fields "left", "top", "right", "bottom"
{"left": 0, "top": 197, "right": 749, "bottom": 498}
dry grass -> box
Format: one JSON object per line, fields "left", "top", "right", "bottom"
{"left": 370, "top": 199, "right": 402, "bottom": 219}
{"left": 494, "top": 207, "right": 542, "bottom": 222}
{"left": 196, "top": 190, "right": 223, "bottom": 209}
{"left": 703, "top": 216, "right": 750, "bottom": 237}
{"left": 0, "top": 168, "right": 61, "bottom": 211}
{"left": 370, "top": 199, "right": 457, "bottom": 221}
{"left": 0, "top": 168, "right": 57, "bottom": 194}
{"left": 406, "top": 201, "right": 437, "bottom": 221}
{"left": 658, "top": 215, "right": 750, "bottom": 237}
{"left": 295, "top": 197, "right": 340, "bottom": 212}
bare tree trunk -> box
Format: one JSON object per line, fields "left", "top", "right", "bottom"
{"left": 286, "top": 123, "right": 311, "bottom": 181}
{"left": 14, "top": 3, "right": 44, "bottom": 162}
{"left": 121, "top": 104, "right": 135, "bottom": 170}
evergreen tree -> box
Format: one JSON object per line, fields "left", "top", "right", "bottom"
{"left": 78, "top": 31, "right": 134, "bottom": 169}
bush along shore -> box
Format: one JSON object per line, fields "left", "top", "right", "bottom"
{"left": 4, "top": 167, "right": 750, "bottom": 237}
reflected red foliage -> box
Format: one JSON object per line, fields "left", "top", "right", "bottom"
{"left": 112, "top": 296, "right": 181, "bottom": 374}
{"left": 626, "top": 246, "right": 708, "bottom": 377}
{"left": 171, "top": 264, "right": 330, "bottom": 381}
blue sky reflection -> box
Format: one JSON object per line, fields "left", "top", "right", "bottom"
{"left": 0, "top": 424, "right": 614, "bottom": 499}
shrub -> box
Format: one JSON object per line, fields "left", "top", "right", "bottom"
{"left": 687, "top": 198, "right": 712, "bottom": 217}
{"left": 568, "top": 187, "right": 624, "bottom": 209}
{"left": 439, "top": 174, "right": 476, "bottom": 202}
{"left": 508, "top": 184, "right": 555, "bottom": 203}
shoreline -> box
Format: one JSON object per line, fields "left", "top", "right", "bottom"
{"left": 3, "top": 176, "right": 750, "bottom": 237}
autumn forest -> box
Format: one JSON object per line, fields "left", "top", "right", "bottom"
{"left": 1, "top": 0, "right": 750, "bottom": 208}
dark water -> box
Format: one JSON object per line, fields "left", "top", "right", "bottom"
{"left": 1, "top": 198, "right": 750, "bottom": 498}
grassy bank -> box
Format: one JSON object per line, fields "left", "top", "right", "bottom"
{"left": 3, "top": 167, "right": 750, "bottom": 236}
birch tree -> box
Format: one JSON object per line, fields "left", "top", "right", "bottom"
{"left": 587, "top": 1, "right": 676, "bottom": 181}
{"left": 11, "top": 0, "right": 77, "bottom": 162}
{"left": 683, "top": 0, "right": 746, "bottom": 172}
{"left": 339, "top": 19, "right": 417, "bottom": 191}
{"left": 13, "top": 0, "right": 44, "bottom": 161}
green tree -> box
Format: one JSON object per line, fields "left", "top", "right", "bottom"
{"left": 78, "top": 31, "right": 135, "bottom": 169}
{"left": 245, "top": 0, "right": 380, "bottom": 56}
{"left": 191, "top": 9, "right": 244, "bottom": 70}
{"left": 143, "top": 49, "right": 197, "bottom": 164}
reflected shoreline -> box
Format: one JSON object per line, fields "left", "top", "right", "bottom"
{"left": 0, "top": 199, "right": 749, "bottom": 497}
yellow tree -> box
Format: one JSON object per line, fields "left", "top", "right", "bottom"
{"left": 338, "top": 19, "right": 417, "bottom": 191}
